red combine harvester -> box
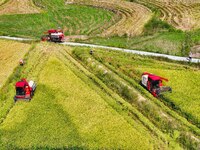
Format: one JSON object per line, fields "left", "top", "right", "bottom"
{"left": 14, "top": 79, "right": 36, "bottom": 102}
{"left": 141, "top": 72, "right": 172, "bottom": 97}
{"left": 41, "top": 29, "right": 65, "bottom": 42}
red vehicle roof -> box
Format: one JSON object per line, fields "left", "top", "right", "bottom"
{"left": 16, "top": 81, "right": 26, "bottom": 87}
{"left": 15, "top": 79, "right": 28, "bottom": 88}
{"left": 148, "top": 75, "right": 161, "bottom": 81}
{"left": 143, "top": 72, "right": 168, "bottom": 81}
{"left": 48, "top": 29, "right": 57, "bottom": 33}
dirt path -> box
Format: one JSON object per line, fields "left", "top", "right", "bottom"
{"left": 0, "top": 0, "right": 41, "bottom": 15}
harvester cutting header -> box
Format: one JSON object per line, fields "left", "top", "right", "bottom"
{"left": 41, "top": 28, "right": 65, "bottom": 42}
{"left": 141, "top": 72, "right": 172, "bottom": 97}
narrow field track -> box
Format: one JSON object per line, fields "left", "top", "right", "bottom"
{"left": 66, "top": 0, "right": 152, "bottom": 36}
{"left": 138, "top": 0, "right": 200, "bottom": 31}
{"left": 0, "top": 0, "right": 41, "bottom": 15}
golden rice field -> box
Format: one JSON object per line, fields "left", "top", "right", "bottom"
{"left": 0, "top": 39, "right": 30, "bottom": 88}
{"left": 0, "top": 42, "right": 168, "bottom": 149}
{"left": 1, "top": 40, "right": 200, "bottom": 149}
{"left": 70, "top": 47, "right": 200, "bottom": 149}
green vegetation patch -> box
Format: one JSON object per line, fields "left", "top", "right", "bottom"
{"left": 79, "top": 32, "right": 187, "bottom": 56}
{"left": 0, "top": 3, "right": 116, "bottom": 37}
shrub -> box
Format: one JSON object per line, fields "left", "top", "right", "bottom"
{"left": 144, "top": 16, "right": 175, "bottom": 35}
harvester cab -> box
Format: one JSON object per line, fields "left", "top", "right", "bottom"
{"left": 41, "top": 29, "right": 65, "bottom": 42}
{"left": 141, "top": 72, "right": 172, "bottom": 97}
{"left": 14, "top": 78, "right": 36, "bottom": 102}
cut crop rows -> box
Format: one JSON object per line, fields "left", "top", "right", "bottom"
{"left": 136, "top": 0, "right": 200, "bottom": 31}
{"left": 67, "top": 0, "right": 152, "bottom": 36}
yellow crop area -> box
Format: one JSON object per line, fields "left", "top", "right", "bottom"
{"left": 140, "top": 67, "right": 200, "bottom": 124}
{"left": 0, "top": 0, "right": 5, "bottom": 5}
{"left": 0, "top": 42, "right": 164, "bottom": 149}
{"left": 0, "top": 39, "right": 30, "bottom": 87}
{"left": 69, "top": 0, "right": 152, "bottom": 36}
{"left": 0, "top": 0, "right": 41, "bottom": 15}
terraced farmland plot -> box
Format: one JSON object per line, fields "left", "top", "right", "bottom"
{"left": 0, "top": 3, "right": 117, "bottom": 37}
{"left": 0, "top": 0, "right": 41, "bottom": 15}
{"left": 0, "top": 39, "right": 30, "bottom": 88}
{"left": 137, "top": 0, "right": 200, "bottom": 31}
{"left": 69, "top": 0, "right": 152, "bottom": 36}
{"left": 0, "top": 42, "right": 165, "bottom": 149}
{"left": 60, "top": 5, "right": 116, "bottom": 35}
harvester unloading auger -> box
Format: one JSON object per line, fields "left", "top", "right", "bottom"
{"left": 41, "top": 28, "right": 65, "bottom": 43}
{"left": 141, "top": 72, "right": 172, "bottom": 97}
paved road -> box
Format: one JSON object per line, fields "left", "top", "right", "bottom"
{"left": 0, "top": 36, "right": 33, "bottom": 41}
{"left": 62, "top": 42, "right": 200, "bottom": 63}
{"left": 1, "top": 36, "right": 200, "bottom": 63}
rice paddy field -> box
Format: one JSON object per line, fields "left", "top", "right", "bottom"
{"left": 68, "top": 0, "right": 152, "bottom": 36}
{"left": 0, "top": 41, "right": 175, "bottom": 149}
{"left": 0, "top": 1, "right": 117, "bottom": 37}
{"left": 135, "top": 0, "right": 200, "bottom": 31}
{"left": 0, "top": 0, "right": 200, "bottom": 149}
{"left": 73, "top": 47, "right": 200, "bottom": 126}
{"left": 0, "top": 39, "right": 30, "bottom": 88}
{"left": 1, "top": 0, "right": 200, "bottom": 56}
{"left": 71, "top": 46, "right": 200, "bottom": 149}
{"left": 0, "top": 0, "right": 41, "bottom": 15}
{"left": 0, "top": 39, "right": 199, "bottom": 149}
